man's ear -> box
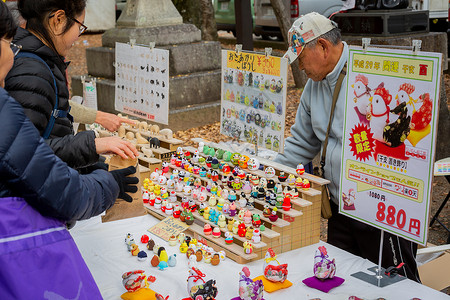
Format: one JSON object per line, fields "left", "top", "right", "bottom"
{"left": 317, "top": 38, "right": 330, "bottom": 58}
{"left": 48, "top": 10, "right": 67, "bottom": 35}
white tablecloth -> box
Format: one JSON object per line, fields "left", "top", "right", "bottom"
{"left": 71, "top": 215, "right": 449, "bottom": 300}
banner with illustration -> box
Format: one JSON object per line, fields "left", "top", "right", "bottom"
{"left": 115, "top": 42, "right": 169, "bottom": 125}
{"left": 220, "top": 50, "right": 288, "bottom": 153}
{"left": 340, "top": 46, "right": 442, "bottom": 245}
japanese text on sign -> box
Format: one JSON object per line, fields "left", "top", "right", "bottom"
{"left": 148, "top": 217, "right": 189, "bottom": 241}
{"left": 227, "top": 52, "right": 281, "bottom": 76}
{"left": 352, "top": 53, "right": 433, "bottom": 81}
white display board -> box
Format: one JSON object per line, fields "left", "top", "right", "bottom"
{"left": 339, "top": 46, "right": 442, "bottom": 245}
{"left": 220, "top": 50, "right": 288, "bottom": 153}
{"left": 115, "top": 42, "right": 169, "bottom": 125}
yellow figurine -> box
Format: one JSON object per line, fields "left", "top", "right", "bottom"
{"left": 179, "top": 242, "right": 189, "bottom": 253}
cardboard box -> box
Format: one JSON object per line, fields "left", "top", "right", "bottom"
{"left": 418, "top": 246, "right": 450, "bottom": 291}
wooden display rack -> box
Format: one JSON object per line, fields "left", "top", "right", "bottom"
{"left": 141, "top": 137, "right": 330, "bottom": 264}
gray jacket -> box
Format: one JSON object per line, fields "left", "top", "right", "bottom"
{"left": 275, "top": 42, "right": 349, "bottom": 204}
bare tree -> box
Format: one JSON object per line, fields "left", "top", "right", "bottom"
{"left": 270, "top": 0, "right": 304, "bottom": 88}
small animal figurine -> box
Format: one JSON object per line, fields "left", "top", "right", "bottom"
{"left": 237, "top": 223, "right": 247, "bottom": 237}
{"left": 232, "top": 221, "right": 240, "bottom": 235}
{"left": 125, "top": 233, "right": 135, "bottom": 251}
{"left": 252, "top": 229, "right": 261, "bottom": 244}
{"left": 204, "top": 252, "right": 212, "bottom": 263}
{"left": 147, "top": 239, "right": 155, "bottom": 251}
{"left": 149, "top": 137, "right": 160, "bottom": 148}
{"left": 225, "top": 231, "right": 234, "bottom": 244}
{"left": 168, "top": 254, "right": 177, "bottom": 267}
{"left": 217, "top": 214, "right": 227, "bottom": 228}
{"left": 243, "top": 210, "right": 252, "bottom": 224}
{"left": 211, "top": 253, "right": 221, "bottom": 266}
{"left": 229, "top": 202, "right": 237, "bottom": 217}
{"left": 141, "top": 234, "right": 149, "bottom": 244}
{"left": 186, "top": 267, "right": 218, "bottom": 300}
{"left": 245, "top": 226, "right": 254, "bottom": 240}
{"left": 263, "top": 248, "right": 288, "bottom": 283}
{"left": 137, "top": 251, "right": 147, "bottom": 261}
{"left": 243, "top": 241, "right": 253, "bottom": 254}
{"left": 296, "top": 164, "right": 305, "bottom": 175}
{"left": 131, "top": 244, "right": 140, "bottom": 256}
{"left": 180, "top": 242, "right": 189, "bottom": 253}
{"left": 237, "top": 267, "right": 264, "bottom": 300}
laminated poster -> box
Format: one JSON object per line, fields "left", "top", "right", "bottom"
{"left": 340, "top": 46, "right": 442, "bottom": 245}
{"left": 220, "top": 50, "right": 288, "bottom": 153}
{"left": 115, "top": 42, "right": 169, "bottom": 125}
{"left": 82, "top": 79, "right": 97, "bottom": 110}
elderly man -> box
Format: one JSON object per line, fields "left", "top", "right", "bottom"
{"left": 275, "top": 12, "right": 420, "bottom": 282}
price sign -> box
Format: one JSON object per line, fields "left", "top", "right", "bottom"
{"left": 148, "top": 217, "right": 189, "bottom": 241}
{"left": 340, "top": 46, "right": 442, "bottom": 245}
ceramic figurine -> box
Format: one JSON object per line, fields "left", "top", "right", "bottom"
{"left": 252, "top": 214, "right": 261, "bottom": 228}
{"left": 158, "top": 260, "right": 169, "bottom": 271}
{"left": 314, "top": 246, "right": 336, "bottom": 279}
{"left": 242, "top": 181, "right": 252, "bottom": 194}
{"left": 264, "top": 167, "right": 275, "bottom": 178}
{"left": 178, "top": 233, "right": 186, "bottom": 243}
{"left": 250, "top": 174, "right": 259, "bottom": 186}
{"left": 267, "top": 179, "right": 275, "bottom": 189}
{"left": 203, "top": 207, "right": 210, "bottom": 220}
{"left": 151, "top": 255, "right": 160, "bottom": 267}
{"left": 212, "top": 227, "right": 221, "bottom": 238}
{"left": 238, "top": 208, "right": 246, "bottom": 221}
{"left": 228, "top": 190, "right": 237, "bottom": 203}
{"left": 180, "top": 242, "right": 189, "bottom": 253}
{"left": 204, "top": 224, "right": 212, "bottom": 235}
{"left": 221, "top": 189, "right": 229, "bottom": 201}
{"left": 222, "top": 165, "right": 231, "bottom": 175}
{"left": 232, "top": 221, "right": 240, "bottom": 235}
{"left": 239, "top": 155, "right": 250, "bottom": 169}
{"left": 150, "top": 169, "right": 160, "bottom": 181}
{"left": 173, "top": 207, "right": 181, "bottom": 218}
{"left": 204, "top": 252, "right": 212, "bottom": 263}
{"left": 185, "top": 211, "right": 195, "bottom": 225}
{"left": 125, "top": 233, "right": 135, "bottom": 251}
{"left": 243, "top": 241, "right": 253, "bottom": 254}
{"left": 186, "top": 267, "right": 218, "bottom": 300}
{"left": 247, "top": 198, "right": 255, "bottom": 210}
{"left": 302, "top": 179, "right": 310, "bottom": 190}
{"left": 259, "top": 178, "right": 267, "bottom": 189}
{"left": 296, "top": 164, "right": 305, "bottom": 175}
{"left": 195, "top": 249, "right": 203, "bottom": 262}
{"left": 198, "top": 191, "right": 207, "bottom": 203}
{"left": 269, "top": 207, "right": 279, "bottom": 222}
{"left": 209, "top": 195, "right": 217, "bottom": 207}
{"left": 140, "top": 234, "right": 149, "bottom": 244}
{"left": 217, "top": 214, "right": 227, "bottom": 228}
{"left": 147, "top": 239, "right": 155, "bottom": 251}
{"left": 137, "top": 251, "right": 147, "bottom": 262}
{"left": 236, "top": 267, "right": 264, "bottom": 300}
{"left": 262, "top": 205, "right": 271, "bottom": 218}
{"left": 131, "top": 244, "right": 140, "bottom": 256}
{"left": 143, "top": 191, "right": 150, "bottom": 204}
{"left": 247, "top": 157, "right": 260, "bottom": 171}
{"left": 252, "top": 229, "right": 261, "bottom": 244}
{"left": 237, "top": 223, "right": 247, "bottom": 237}
{"left": 286, "top": 174, "right": 296, "bottom": 185}
{"left": 282, "top": 197, "right": 291, "bottom": 211}
{"left": 263, "top": 248, "right": 288, "bottom": 283}
{"left": 186, "top": 248, "right": 195, "bottom": 259}
{"left": 295, "top": 177, "right": 303, "bottom": 188}
{"left": 243, "top": 210, "right": 252, "bottom": 224}
{"left": 227, "top": 218, "right": 235, "bottom": 232}
{"left": 169, "top": 235, "right": 177, "bottom": 246}
{"left": 154, "top": 198, "right": 162, "bottom": 210}
{"left": 168, "top": 254, "right": 177, "bottom": 267}
{"left": 225, "top": 231, "right": 233, "bottom": 244}
{"left": 217, "top": 197, "right": 225, "bottom": 211}
{"left": 122, "top": 270, "right": 152, "bottom": 293}
{"left": 154, "top": 185, "right": 161, "bottom": 196}
{"left": 209, "top": 209, "right": 216, "bottom": 223}
{"left": 245, "top": 226, "right": 254, "bottom": 240}
{"left": 211, "top": 253, "right": 221, "bottom": 266}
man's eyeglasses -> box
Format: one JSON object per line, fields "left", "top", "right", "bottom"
{"left": 1, "top": 39, "right": 22, "bottom": 56}
{"left": 71, "top": 17, "right": 88, "bottom": 36}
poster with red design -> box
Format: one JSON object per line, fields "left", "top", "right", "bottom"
{"left": 339, "top": 46, "right": 442, "bottom": 245}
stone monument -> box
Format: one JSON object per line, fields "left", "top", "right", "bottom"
{"left": 71, "top": 0, "right": 221, "bottom": 131}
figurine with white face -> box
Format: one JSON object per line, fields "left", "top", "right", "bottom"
{"left": 247, "top": 158, "right": 260, "bottom": 171}
{"left": 264, "top": 167, "right": 275, "bottom": 178}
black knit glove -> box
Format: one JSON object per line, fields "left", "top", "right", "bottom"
{"left": 110, "top": 166, "right": 139, "bottom": 202}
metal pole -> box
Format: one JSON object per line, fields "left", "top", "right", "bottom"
{"left": 234, "top": 0, "right": 254, "bottom": 51}
{"left": 376, "top": 230, "right": 385, "bottom": 287}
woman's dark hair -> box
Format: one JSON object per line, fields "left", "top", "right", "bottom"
{"left": 0, "top": 2, "right": 18, "bottom": 40}
{"left": 18, "top": 0, "right": 86, "bottom": 55}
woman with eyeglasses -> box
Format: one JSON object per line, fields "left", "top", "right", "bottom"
{"left": 5, "top": 0, "right": 139, "bottom": 170}
{"left": 0, "top": 2, "right": 140, "bottom": 297}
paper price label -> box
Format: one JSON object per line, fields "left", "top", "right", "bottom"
{"left": 148, "top": 217, "right": 189, "bottom": 241}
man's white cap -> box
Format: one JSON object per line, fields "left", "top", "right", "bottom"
{"left": 283, "top": 12, "right": 338, "bottom": 64}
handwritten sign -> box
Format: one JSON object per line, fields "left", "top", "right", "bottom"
{"left": 340, "top": 46, "right": 442, "bottom": 245}
{"left": 148, "top": 217, "right": 189, "bottom": 241}
{"left": 220, "top": 50, "right": 288, "bottom": 153}
{"left": 82, "top": 80, "right": 98, "bottom": 110}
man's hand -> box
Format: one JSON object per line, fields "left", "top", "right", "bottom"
{"left": 94, "top": 136, "right": 139, "bottom": 159}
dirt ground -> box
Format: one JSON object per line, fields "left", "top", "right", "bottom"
{"left": 67, "top": 33, "right": 449, "bottom": 247}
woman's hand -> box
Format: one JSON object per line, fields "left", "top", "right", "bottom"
{"left": 95, "top": 111, "right": 136, "bottom": 132}
{"left": 94, "top": 137, "right": 139, "bottom": 159}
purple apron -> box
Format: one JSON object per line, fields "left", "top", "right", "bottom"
{"left": 0, "top": 197, "right": 102, "bottom": 299}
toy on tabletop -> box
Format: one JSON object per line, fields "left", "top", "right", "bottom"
{"left": 161, "top": 161, "right": 170, "bottom": 175}
{"left": 203, "top": 207, "right": 211, "bottom": 220}
{"left": 227, "top": 176, "right": 234, "bottom": 189}
{"left": 151, "top": 255, "right": 160, "bottom": 267}
{"left": 237, "top": 170, "right": 246, "bottom": 180}
{"left": 203, "top": 224, "right": 212, "bottom": 235}
{"left": 195, "top": 249, "right": 204, "bottom": 262}
{"left": 243, "top": 210, "right": 252, "bottom": 224}
{"left": 182, "top": 267, "right": 218, "bottom": 300}
{"left": 217, "top": 214, "right": 227, "bottom": 228}
{"left": 232, "top": 178, "right": 243, "bottom": 190}
{"left": 211, "top": 157, "right": 220, "bottom": 169}
{"left": 239, "top": 155, "right": 250, "bottom": 169}
{"left": 225, "top": 231, "right": 234, "bottom": 244}
{"left": 282, "top": 197, "right": 291, "bottom": 211}
{"left": 185, "top": 211, "right": 195, "bottom": 225}
{"left": 237, "top": 223, "right": 247, "bottom": 237}
{"left": 249, "top": 175, "right": 259, "bottom": 187}
{"left": 204, "top": 252, "right": 212, "bottom": 263}
{"left": 211, "top": 253, "right": 221, "bottom": 266}
{"left": 150, "top": 169, "right": 160, "bottom": 182}
{"left": 140, "top": 234, "right": 149, "bottom": 244}
{"left": 216, "top": 197, "right": 225, "bottom": 211}
{"left": 242, "top": 180, "right": 252, "bottom": 194}
{"left": 269, "top": 207, "right": 279, "bottom": 222}
{"left": 153, "top": 243, "right": 162, "bottom": 255}
{"left": 180, "top": 242, "right": 189, "bottom": 253}
{"left": 302, "top": 179, "right": 310, "bottom": 190}
{"left": 295, "top": 177, "right": 303, "bottom": 188}
{"left": 238, "top": 208, "right": 246, "bottom": 221}
{"left": 239, "top": 194, "right": 248, "bottom": 209}
{"left": 223, "top": 151, "right": 232, "bottom": 162}
{"left": 266, "top": 179, "right": 275, "bottom": 190}
{"left": 230, "top": 267, "right": 264, "bottom": 300}
{"left": 227, "top": 218, "right": 236, "bottom": 231}
{"left": 302, "top": 246, "right": 344, "bottom": 293}
{"left": 252, "top": 228, "right": 261, "bottom": 244}
{"left": 245, "top": 226, "right": 254, "bottom": 240}
{"left": 286, "top": 174, "right": 296, "bottom": 185}
{"left": 228, "top": 190, "right": 237, "bottom": 203}
{"left": 247, "top": 158, "right": 260, "bottom": 171}
{"left": 231, "top": 153, "right": 241, "bottom": 165}
{"left": 131, "top": 244, "right": 140, "bottom": 256}
{"left": 264, "top": 167, "right": 275, "bottom": 178}
{"left": 209, "top": 209, "right": 216, "bottom": 223}
{"left": 138, "top": 251, "right": 148, "bottom": 262}
{"left": 173, "top": 206, "right": 181, "bottom": 218}
{"left": 243, "top": 241, "right": 253, "bottom": 254}
{"left": 296, "top": 164, "right": 305, "bottom": 175}
{"left": 186, "top": 248, "right": 195, "bottom": 259}
{"left": 262, "top": 205, "right": 271, "bottom": 218}
{"left": 121, "top": 270, "right": 167, "bottom": 300}
{"left": 125, "top": 233, "right": 135, "bottom": 251}
{"left": 222, "top": 164, "right": 232, "bottom": 175}
{"left": 168, "top": 254, "right": 177, "bottom": 267}
{"left": 147, "top": 239, "right": 155, "bottom": 251}
{"left": 168, "top": 235, "right": 178, "bottom": 246}
{"left": 232, "top": 221, "right": 240, "bottom": 235}
{"left": 206, "top": 156, "right": 213, "bottom": 168}
{"left": 143, "top": 191, "right": 150, "bottom": 204}
{"left": 259, "top": 178, "right": 267, "bottom": 189}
